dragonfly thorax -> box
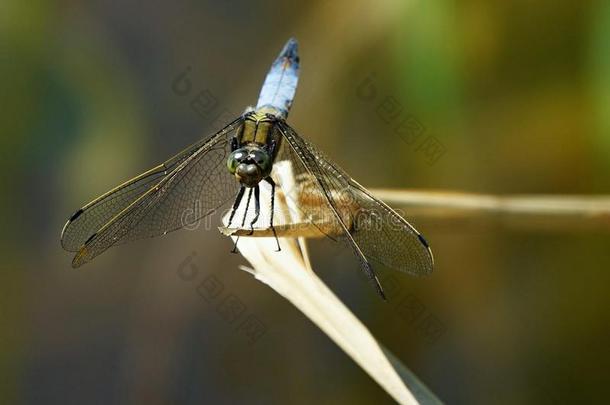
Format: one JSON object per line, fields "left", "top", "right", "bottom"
{"left": 227, "top": 145, "right": 272, "bottom": 187}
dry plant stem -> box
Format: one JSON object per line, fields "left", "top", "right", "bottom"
{"left": 223, "top": 162, "right": 439, "bottom": 405}
{"left": 369, "top": 189, "right": 610, "bottom": 231}
{"left": 369, "top": 189, "right": 610, "bottom": 216}
{"left": 236, "top": 251, "right": 421, "bottom": 405}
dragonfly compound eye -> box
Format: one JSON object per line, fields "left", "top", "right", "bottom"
{"left": 249, "top": 149, "right": 272, "bottom": 176}
{"left": 227, "top": 149, "right": 248, "bottom": 174}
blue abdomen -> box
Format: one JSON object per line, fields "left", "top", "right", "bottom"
{"left": 256, "top": 38, "right": 300, "bottom": 118}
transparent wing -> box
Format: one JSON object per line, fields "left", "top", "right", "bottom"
{"left": 277, "top": 121, "right": 434, "bottom": 297}
{"left": 61, "top": 117, "right": 244, "bottom": 267}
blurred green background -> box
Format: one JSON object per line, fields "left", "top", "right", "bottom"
{"left": 2, "top": 0, "right": 609, "bottom": 404}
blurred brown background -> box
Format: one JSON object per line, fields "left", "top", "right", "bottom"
{"left": 1, "top": 0, "right": 609, "bottom": 404}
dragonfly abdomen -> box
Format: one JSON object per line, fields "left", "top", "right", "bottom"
{"left": 256, "top": 38, "right": 299, "bottom": 118}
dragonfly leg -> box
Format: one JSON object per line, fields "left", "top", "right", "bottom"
{"left": 227, "top": 186, "right": 246, "bottom": 228}
{"left": 248, "top": 185, "right": 260, "bottom": 235}
{"left": 232, "top": 187, "right": 253, "bottom": 253}
{"left": 264, "top": 177, "right": 281, "bottom": 252}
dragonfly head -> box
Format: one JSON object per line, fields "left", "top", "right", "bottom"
{"left": 227, "top": 146, "right": 272, "bottom": 187}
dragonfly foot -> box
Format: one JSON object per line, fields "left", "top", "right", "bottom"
{"left": 270, "top": 225, "right": 281, "bottom": 251}
{"left": 231, "top": 236, "right": 240, "bottom": 253}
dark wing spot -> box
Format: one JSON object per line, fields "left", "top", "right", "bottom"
{"left": 417, "top": 233, "right": 430, "bottom": 248}
{"left": 69, "top": 208, "right": 84, "bottom": 221}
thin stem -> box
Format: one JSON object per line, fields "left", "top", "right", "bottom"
{"left": 369, "top": 189, "right": 610, "bottom": 231}
{"left": 369, "top": 189, "right": 610, "bottom": 217}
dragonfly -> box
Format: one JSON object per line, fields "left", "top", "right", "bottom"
{"left": 60, "top": 38, "right": 434, "bottom": 299}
